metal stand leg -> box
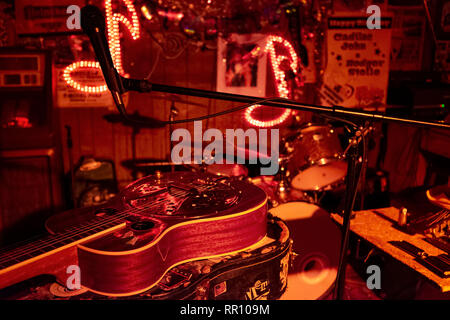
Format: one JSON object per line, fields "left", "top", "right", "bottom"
{"left": 333, "top": 142, "right": 360, "bottom": 300}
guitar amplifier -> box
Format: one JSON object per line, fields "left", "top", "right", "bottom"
{"left": 0, "top": 48, "right": 56, "bottom": 150}
{"left": 0, "top": 48, "right": 63, "bottom": 246}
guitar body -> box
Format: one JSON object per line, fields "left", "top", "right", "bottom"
{"left": 0, "top": 172, "right": 267, "bottom": 297}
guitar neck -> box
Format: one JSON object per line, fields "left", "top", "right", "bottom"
{"left": 0, "top": 215, "right": 126, "bottom": 291}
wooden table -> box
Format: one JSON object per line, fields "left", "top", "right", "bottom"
{"left": 332, "top": 207, "right": 450, "bottom": 292}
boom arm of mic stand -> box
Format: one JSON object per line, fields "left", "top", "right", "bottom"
{"left": 120, "top": 77, "right": 450, "bottom": 130}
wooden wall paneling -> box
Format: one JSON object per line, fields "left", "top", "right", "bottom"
{"left": 114, "top": 121, "right": 133, "bottom": 184}
{"left": 58, "top": 108, "right": 82, "bottom": 174}
{"left": 77, "top": 108, "right": 95, "bottom": 157}
{"left": 92, "top": 107, "right": 115, "bottom": 162}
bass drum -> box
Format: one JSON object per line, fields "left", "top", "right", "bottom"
{"left": 270, "top": 202, "right": 341, "bottom": 300}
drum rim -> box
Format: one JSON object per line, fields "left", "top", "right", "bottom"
{"left": 290, "top": 159, "right": 347, "bottom": 191}
{"left": 298, "top": 122, "right": 334, "bottom": 132}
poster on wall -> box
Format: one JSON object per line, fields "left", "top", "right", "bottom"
{"left": 15, "top": 0, "right": 85, "bottom": 35}
{"left": 55, "top": 67, "right": 116, "bottom": 108}
{"left": 217, "top": 34, "right": 267, "bottom": 97}
{"left": 389, "top": 5, "right": 426, "bottom": 71}
{"left": 319, "top": 15, "right": 392, "bottom": 111}
{"left": 434, "top": 0, "right": 450, "bottom": 83}
{"left": 435, "top": 0, "right": 450, "bottom": 40}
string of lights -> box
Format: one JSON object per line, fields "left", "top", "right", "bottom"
{"left": 244, "top": 35, "right": 300, "bottom": 127}
{"left": 63, "top": 0, "right": 140, "bottom": 93}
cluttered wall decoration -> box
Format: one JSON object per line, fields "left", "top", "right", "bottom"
{"left": 63, "top": 0, "right": 140, "bottom": 94}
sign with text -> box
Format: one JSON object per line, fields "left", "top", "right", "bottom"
{"left": 319, "top": 15, "right": 392, "bottom": 111}
{"left": 55, "top": 67, "right": 115, "bottom": 108}
{"left": 15, "top": 0, "right": 84, "bottom": 35}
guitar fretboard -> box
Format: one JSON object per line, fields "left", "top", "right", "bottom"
{"left": 0, "top": 216, "right": 125, "bottom": 270}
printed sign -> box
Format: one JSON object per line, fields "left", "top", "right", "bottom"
{"left": 15, "top": 0, "right": 84, "bottom": 35}
{"left": 319, "top": 15, "right": 392, "bottom": 111}
{"left": 55, "top": 67, "right": 115, "bottom": 108}
{"left": 389, "top": 6, "right": 426, "bottom": 71}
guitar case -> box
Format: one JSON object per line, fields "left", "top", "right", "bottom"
{"left": 0, "top": 215, "right": 292, "bottom": 300}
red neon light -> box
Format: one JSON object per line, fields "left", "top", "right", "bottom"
{"left": 64, "top": 0, "right": 140, "bottom": 93}
{"left": 245, "top": 35, "right": 300, "bottom": 127}
{"left": 63, "top": 61, "right": 108, "bottom": 93}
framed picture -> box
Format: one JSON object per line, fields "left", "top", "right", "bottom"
{"left": 216, "top": 33, "right": 267, "bottom": 97}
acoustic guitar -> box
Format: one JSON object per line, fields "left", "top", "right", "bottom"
{"left": 0, "top": 172, "right": 267, "bottom": 297}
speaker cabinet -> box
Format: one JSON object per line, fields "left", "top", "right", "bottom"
{"left": 0, "top": 48, "right": 63, "bottom": 245}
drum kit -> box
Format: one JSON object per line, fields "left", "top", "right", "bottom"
{"left": 188, "top": 122, "right": 348, "bottom": 300}
{"left": 118, "top": 121, "right": 349, "bottom": 299}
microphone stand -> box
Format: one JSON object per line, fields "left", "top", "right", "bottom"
{"left": 333, "top": 125, "right": 362, "bottom": 300}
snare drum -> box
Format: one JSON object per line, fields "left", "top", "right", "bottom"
{"left": 269, "top": 202, "right": 341, "bottom": 300}
{"left": 287, "top": 124, "right": 347, "bottom": 191}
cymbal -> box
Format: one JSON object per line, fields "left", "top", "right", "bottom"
{"left": 153, "top": 93, "right": 208, "bottom": 108}
{"left": 103, "top": 111, "right": 166, "bottom": 129}
{"left": 232, "top": 143, "right": 272, "bottom": 161}
{"left": 121, "top": 158, "right": 180, "bottom": 169}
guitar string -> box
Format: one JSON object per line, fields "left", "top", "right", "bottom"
{"left": 0, "top": 182, "right": 220, "bottom": 264}
{"left": 0, "top": 187, "right": 202, "bottom": 260}
{"left": 0, "top": 202, "right": 159, "bottom": 264}
{"left": 0, "top": 183, "right": 218, "bottom": 262}
{"left": 0, "top": 184, "right": 216, "bottom": 264}
{"left": 0, "top": 189, "right": 192, "bottom": 263}
{"left": 0, "top": 189, "right": 178, "bottom": 256}
{"left": 0, "top": 184, "right": 207, "bottom": 257}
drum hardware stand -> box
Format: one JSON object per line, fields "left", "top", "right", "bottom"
{"left": 168, "top": 99, "right": 179, "bottom": 173}
{"left": 333, "top": 126, "right": 362, "bottom": 300}
{"left": 65, "top": 125, "right": 76, "bottom": 208}
{"left": 80, "top": 3, "right": 450, "bottom": 300}
{"left": 275, "top": 158, "right": 291, "bottom": 204}
{"left": 356, "top": 124, "right": 374, "bottom": 210}
{"left": 333, "top": 123, "right": 373, "bottom": 299}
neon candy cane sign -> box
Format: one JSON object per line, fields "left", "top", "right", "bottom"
{"left": 63, "top": 0, "right": 140, "bottom": 93}
{"left": 245, "top": 35, "right": 300, "bottom": 127}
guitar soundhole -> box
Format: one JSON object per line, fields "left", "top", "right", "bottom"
{"left": 131, "top": 221, "right": 155, "bottom": 231}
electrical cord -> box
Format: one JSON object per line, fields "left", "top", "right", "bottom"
{"left": 145, "top": 45, "right": 161, "bottom": 80}
{"left": 119, "top": 96, "right": 280, "bottom": 125}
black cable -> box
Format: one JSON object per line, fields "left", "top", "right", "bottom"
{"left": 120, "top": 97, "right": 280, "bottom": 125}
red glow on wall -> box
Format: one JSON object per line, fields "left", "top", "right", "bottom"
{"left": 63, "top": 0, "right": 140, "bottom": 93}
{"left": 245, "top": 35, "right": 300, "bottom": 127}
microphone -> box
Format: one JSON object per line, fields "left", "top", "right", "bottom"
{"left": 80, "top": 5, "right": 127, "bottom": 116}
